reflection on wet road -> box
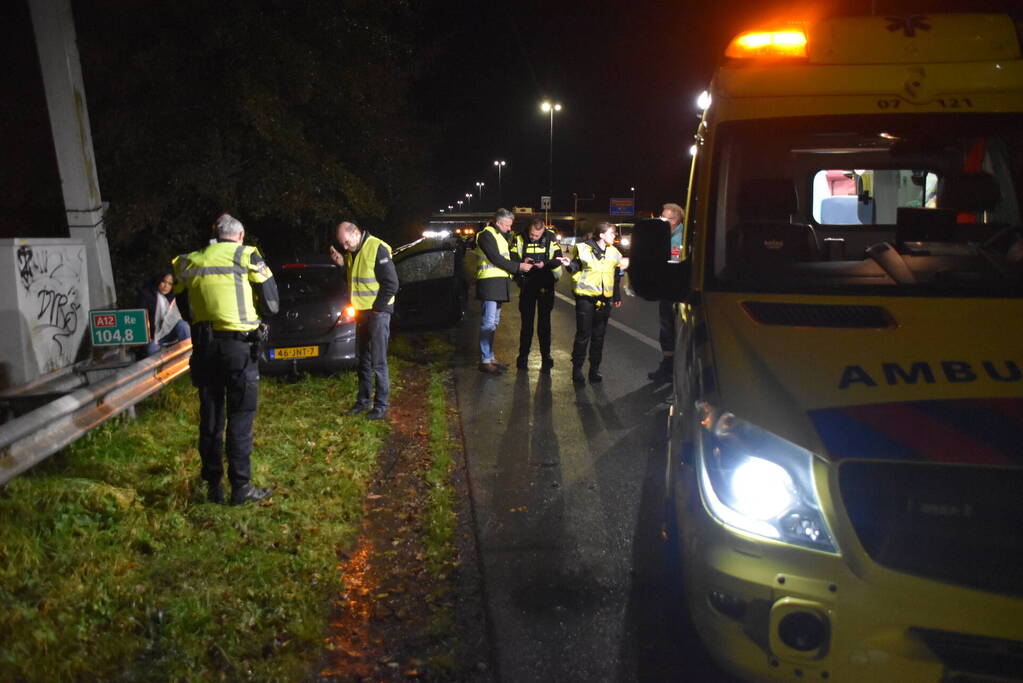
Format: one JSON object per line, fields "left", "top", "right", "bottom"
{"left": 453, "top": 279, "right": 737, "bottom": 682}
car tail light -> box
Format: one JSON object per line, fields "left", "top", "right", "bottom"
{"left": 332, "top": 305, "right": 356, "bottom": 328}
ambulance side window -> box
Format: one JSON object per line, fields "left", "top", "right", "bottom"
{"left": 811, "top": 169, "right": 938, "bottom": 226}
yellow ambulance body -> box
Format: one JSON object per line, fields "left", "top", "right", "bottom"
{"left": 653, "top": 13, "right": 1023, "bottom": 682}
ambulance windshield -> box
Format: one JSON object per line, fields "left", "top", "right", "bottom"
{"left": 708, "top": 113, "right": 1023, "bottom": 296}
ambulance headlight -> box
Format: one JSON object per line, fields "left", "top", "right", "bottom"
{"left": 695, "top": 402, "right": 838, "bottom": 554}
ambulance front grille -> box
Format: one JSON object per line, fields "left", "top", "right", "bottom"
{"left": 838, "top": 461, "right": 1023, "bottom": 597}
{"left": 741, "top": 301, "right": 893, "bottom": 328}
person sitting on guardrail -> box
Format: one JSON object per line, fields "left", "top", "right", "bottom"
{"left": 136, "top": 270, "right": 191, "bottom": 357}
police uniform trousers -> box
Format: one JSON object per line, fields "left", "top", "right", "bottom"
{"left": 355, "top": 311, "right": 391, "bottom": 409}
{"left": 518, "top": 284, "right": 554, "bottom": 359}
{"left": 572, "top": 295, "right": 611, "bottom": 369}
{"left": 190, "top": 334, "right": 259, "bottom": 489}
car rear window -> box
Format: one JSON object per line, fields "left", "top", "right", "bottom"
{"left": 276, "top": 266, "right": 345, "bottom": 302}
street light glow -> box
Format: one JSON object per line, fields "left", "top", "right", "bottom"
{"left": 697, "top": 90, "right": 712, "bottom": 111}
{"left": 494, "top": 160, "right": 506, "bottom": 206}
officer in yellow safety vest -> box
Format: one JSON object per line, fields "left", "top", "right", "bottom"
{"left": 510, "top": 216, "right": 564, "bottom": 373}
{"left": 173, "top": 214, "right": 279, "bottom": 505}
{"left": 565, "top": 221, "right": 629, "bottom": 385}
{"left": 475, "top": 208, "right": 534, "bottom": 374}
{"left": 329, "top": 220, "right": 399, "bottom": 420}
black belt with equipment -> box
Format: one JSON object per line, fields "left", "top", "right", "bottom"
{"left": 212, "top": 329, "right": 258, "bottom": 341}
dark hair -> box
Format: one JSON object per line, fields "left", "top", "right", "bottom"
{"left": 529, "top": 217, "right": 545, "bottom": 230}
{"left": 151, "top": 269, "right": 174, "bottom": 289}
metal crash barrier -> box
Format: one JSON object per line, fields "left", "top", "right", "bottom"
{"left": 0, "top": 341, "right": 192, "bottom": 485}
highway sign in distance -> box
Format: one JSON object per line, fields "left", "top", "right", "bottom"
{"left": 610, "top": 198, "right": 635, "bottom": 216}
{"left": 540, "top": 195, "right": 551, "bottom": 210}
{"left": 90, "top": 309, "right": 150, "bottom": 346}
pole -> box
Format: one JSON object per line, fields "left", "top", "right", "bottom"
{"left": 547, "top": 108, "right": 555, "bottom": 224}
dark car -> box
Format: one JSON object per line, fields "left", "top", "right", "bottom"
{"left": 260, "top": 260, "right": 356, "bottom": 375}
{"left": 392, "top": 235, "right": 469, "bottom": 329}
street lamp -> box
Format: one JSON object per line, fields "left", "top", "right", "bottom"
{"left": 540, "top": 100, "right": 562, "bottom": 221}
{"left": 457, "top": 200, "right": 463, "bottom": 211}
{"left": 631, "top": 186, "right": 636, "bottom": 215}
{"left": 493, "top": 160, "right": 506, "bottom": 206}
{"left": 465, "top": 193, "right": 473, "bottom": 212}
{"left": 476, "top": 181, "right": 485, "bottom": 208}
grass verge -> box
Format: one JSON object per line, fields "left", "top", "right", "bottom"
{"left": 423, "top": 362, "right": 457, "bottom": 575}
{"left": 0, "top": 369, "right": 392, "bottom": 682}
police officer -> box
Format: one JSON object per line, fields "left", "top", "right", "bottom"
{"left": 329, "top": 220, "right": 398, "bottom": 420}
{"left": 173, "top": 214, "right": 279, "bottom": 505}
{"left": 511, "top": 216, "right": 563, "bottom": 373}
{"left": 566, "top": 222, "right": 629, "bottom": 384}
{"left": 476, "top": 208, "right": 534, "bottom": 374}
{"left": 648, "top": 202, "right": 684, "bottom": 382}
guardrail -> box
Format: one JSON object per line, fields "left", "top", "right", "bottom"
{"left": 0, "top": 341, "right": 192, "bottom": 486}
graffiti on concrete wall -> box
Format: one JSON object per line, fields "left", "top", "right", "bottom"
{"left": 16, "top": 244, "right": 88, "bottom": 373}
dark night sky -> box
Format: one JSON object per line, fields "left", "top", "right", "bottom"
{"left": 5, "top": 0, "right": 1022, "bottom": 237}
{"left": 424, "top": 0, "right": 801, "bottom": 216}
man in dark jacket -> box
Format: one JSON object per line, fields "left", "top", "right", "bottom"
{"left": 475, "top": 208, "right": 534, "bottom": 373}
{"left": 329, "top": 220, "right": 400, "bottom": 420}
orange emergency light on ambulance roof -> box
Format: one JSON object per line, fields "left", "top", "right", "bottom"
{"left": 725, "top": 27, "right": 807, "bottom": 59}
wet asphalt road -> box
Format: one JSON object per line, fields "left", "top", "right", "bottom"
{"left": 453, "top": 273, "right": 738, "bottom": 682}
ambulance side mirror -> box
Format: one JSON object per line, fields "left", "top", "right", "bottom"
{"left": 628, "top": 218, "right": 690, "bottom": 302}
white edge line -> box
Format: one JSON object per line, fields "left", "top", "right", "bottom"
{"left": 554, "top": 291, "right": 660, "bottom": 351}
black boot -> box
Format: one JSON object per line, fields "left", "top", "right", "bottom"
{"left": 540, "top": 356, "right": 554, "bottom": 374}
{"left": 207, "top": 481, "right": 224, "bottom": 504}
{"left": 516, "top": 354, "right": 528, "bottom": 370}
{"left": 648, "top": 357, "right": 673, "bottom": 382}
{"left": 230, "top": 483, "right": 272, "bottom": 506}
{"left": 588, "top": 366, "right": 603, "bottom": 383}
{"left": 572, "top": 363, "right": 585, "bottom": 385}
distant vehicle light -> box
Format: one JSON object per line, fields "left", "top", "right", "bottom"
{"left": 725, "top": 28, "right": 807, "bottom": 59}
{"left": 697, "top": 90, "right": 712, "bottom": 111}
{"left": 422, "top": 229, "right": 452, "bottom": 238}
{"left": 620, "top": 237, "right": 631, "bottom": 247}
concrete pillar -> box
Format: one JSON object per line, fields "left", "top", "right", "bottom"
{"left": 28, "top": 0, "right": 116, "bottom": 309}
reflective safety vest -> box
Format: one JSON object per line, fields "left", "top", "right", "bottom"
{"left": 173, "top": 241, "right": 272, "bottom": 332}
{"left": 476, "top": 225, "right": 512, "bottom": 281}
{"left": 572, "top": 240, "right": 622, "bottom": 298}
{"left": 512, "top": 229, "right": 563, "bottom": 280}
{"left": 344, "top": 234, "right": 395, "bottom": 311}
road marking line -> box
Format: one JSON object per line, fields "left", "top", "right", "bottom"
{"left": 554, "top": 291, "right": 660, "bottom": 350}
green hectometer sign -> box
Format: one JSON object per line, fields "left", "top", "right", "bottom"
{"left": 90, "top": 309, "right": 150, "bottom": 346}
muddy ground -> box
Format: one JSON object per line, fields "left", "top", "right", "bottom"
{"left": 313, "top": 350, "right": 494, "bottom": 683}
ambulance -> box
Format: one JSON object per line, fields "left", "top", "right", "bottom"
{"left": 629, "top": 13, "right": 1023, "bottom": 682}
